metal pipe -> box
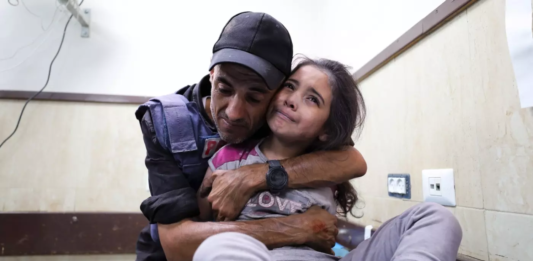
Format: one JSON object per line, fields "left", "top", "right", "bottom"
{"left": 58, "top": 0, "right": 89, "bottom": 27}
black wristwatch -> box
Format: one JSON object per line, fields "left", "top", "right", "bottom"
{"left": 266, "top": 160, "right": 288, "bottom": 194}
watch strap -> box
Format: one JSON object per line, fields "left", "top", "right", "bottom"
{"left": 268, "top": 160, "right": 282, "bottom": 168}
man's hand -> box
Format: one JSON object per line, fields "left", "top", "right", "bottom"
{"left": 299, "top": 206, "right": 339, "bottom": 254}
{"left": 199, "top": 164, "right": 268, "bottom": 221}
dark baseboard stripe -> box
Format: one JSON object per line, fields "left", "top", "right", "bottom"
{"left": 0, "top": 213, "right": 147, "bottom": 256}
{"left": 0, "top": 90, "right": 151, "bottom": 104}
{"left": 353, "top": 0, "right": 478, "bottom": 83}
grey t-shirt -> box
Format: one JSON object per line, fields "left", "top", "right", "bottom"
{"left": 208, "top": 140, "right": 339, "bottom": 261}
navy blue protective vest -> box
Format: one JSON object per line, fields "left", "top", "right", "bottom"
{"left": 136, "top": 93, "right": 221, "bottom": 242}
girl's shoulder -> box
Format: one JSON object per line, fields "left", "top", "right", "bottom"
{"left": 209, "top": 139, "right": 262, "bottom": 170}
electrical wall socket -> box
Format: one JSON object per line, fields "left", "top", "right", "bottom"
{"left": 428, "top": 177, "right": 442, "bottom": 196}
{"left": 422, "top": 169, "right": 456, "bottom": 206}
{"left": 388, "top": 174, "right": 411, "bottom": 199}
{"left": 388, "top": 177, "right": 406, "bottom": 194}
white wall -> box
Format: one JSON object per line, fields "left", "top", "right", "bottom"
{"left": 349, "top": 0, "right": 533, "bottom": 260}
{"left": 0, "top": 0, "right": 443, "bottom": 96}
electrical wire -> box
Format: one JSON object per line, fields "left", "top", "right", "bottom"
{"left": 1, "top": 2, "right": 63, "bottom": 61}
{"left": 0, "top": 8, "right": 62, "bottom": 62}
{"left": 20, "top": 0, "right": 61, "bottom": 31}
{"left": 0, "top": 20, "right": 58, "bottom": 69}
{"left": 20, "top": 0, "right": 41, "bottom": 20}
{"left": 0, "top": 0, "right": 85, "bottom": 149}
{"left": 0, "top": 22, "right": 55, "bottom": 61}
{"left": 8, "top": 0, "right": 19, "bottom": 6}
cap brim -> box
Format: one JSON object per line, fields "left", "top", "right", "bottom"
{"left": 209, "top": 49, "right": 285, "bottom": 90}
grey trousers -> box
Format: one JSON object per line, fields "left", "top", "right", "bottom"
{"left": 193, "top": 202, "right": 463, "bottom": 261}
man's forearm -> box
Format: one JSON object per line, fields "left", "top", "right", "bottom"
{"left": 159, "top": 217, "right": 307, "bottom": 261}
{"left": 284, "top": 147, "right": 367, "bottom": 187}
{"left": 247, "top": 146, "right": 367, "bottom": 191}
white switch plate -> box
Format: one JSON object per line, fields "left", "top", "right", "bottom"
{"left": 422, "top": 169, "right": 456, "bottom": 206}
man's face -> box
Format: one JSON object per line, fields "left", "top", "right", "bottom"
{"left": 209, "top": 63, "right": 276, "bottom": 144}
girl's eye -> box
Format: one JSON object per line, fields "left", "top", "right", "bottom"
{"left": 283, "top": 83, "right": 295, "bottom": 90}
{"left": 308, "top": 96, "right": 319, "bottom": 105}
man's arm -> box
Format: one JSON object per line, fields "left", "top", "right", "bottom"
{"left": 197, "top": 168, "right": 214, "bottom": 221}
{"left": 281, "top": 145, "right": 367, "bottom": 188}
{"left": 200, "top": 146, "right": 367, "bottom": 220}
{"left": 139, "top": 111, "right": 198, "bottom": 224}
{"left": 159, "top": 206, "right": 338, "bottom": 261}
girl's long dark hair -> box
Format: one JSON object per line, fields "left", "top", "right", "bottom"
{"left": 292, "top": 56, "right": 366, "bottom": 217}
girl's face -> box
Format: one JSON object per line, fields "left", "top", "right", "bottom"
{"left": 267, "top": 65, "right": 332, "bottom": 144}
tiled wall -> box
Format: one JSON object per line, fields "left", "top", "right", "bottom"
{"left": 0, "top": 100, "right": 150, "bottom": 212}
{"left": 348, "top": 0, "right": 533, "bottom": 260}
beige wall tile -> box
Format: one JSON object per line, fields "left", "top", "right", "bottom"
{"left": 349, "top": 0, "right": 532, "bottom": 259}
{"left": 0, "top": 101, "right": 80, "bottom": 189}
{"left": 485, "top": 211, "right": 533, "bottom": 261}
{"left": 466, "top": 0, "right": 533, "bottom": 215}
{"left": 455, "top": 207, "right": 489, "bottom": 261}
{"left": 353, "top": 59, "right": 405, "bottom": 200}
{"left": 75, "top": 188, "right": 149, "bottom": 212}
{"left": 73, "top": 104, "right": 147, "bottom": 191}
{"left": 0, "top": 100, "right": 149, "bottom": 212}
{"left": 3, "top": 188, "right": 39, "bottom": 211}
{"left": 0, "top": 101, "right": 147, "bottom": 191}
{"left": 2, "top": 188, "right": 76, "bottom": 212}
{"left": 356, "top": 10, "right": 485, "bottom": 209}
{"left": 0, "top": 188, "right": 6, "bottom": 211}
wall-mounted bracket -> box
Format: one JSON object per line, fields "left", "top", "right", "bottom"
{"left": 58, "top": 0, "right": 91, "bottom": 38}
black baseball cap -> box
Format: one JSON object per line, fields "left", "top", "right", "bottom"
{"left": 210, "top": 12, "right": 293, "bottom": 90}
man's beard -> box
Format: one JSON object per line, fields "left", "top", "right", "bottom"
{"left": 211, "top": 105, "right": 248, "bottom": 144}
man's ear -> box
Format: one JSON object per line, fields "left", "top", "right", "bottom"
{"left": 209, "top": 68, "right": 215, "bottom": 82}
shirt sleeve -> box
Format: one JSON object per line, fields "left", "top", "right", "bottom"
{"left": 139, "top": 111, "right": 199, "bottom": 224}
{"left": 207, "top": 144, "right": 229, "bottom": 172}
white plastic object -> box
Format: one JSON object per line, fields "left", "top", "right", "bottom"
{"left": 364, "top": 225, "right": 373, "bottom": 240}
{"left": 388, "top": 177, "right": 407, "bottom": 194}
{"left": 422, "top": 169, "right": 456, "bottom": 206}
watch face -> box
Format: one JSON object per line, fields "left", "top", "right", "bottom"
{"left": 269, "top": 168, "right": 288, "bottom": 188}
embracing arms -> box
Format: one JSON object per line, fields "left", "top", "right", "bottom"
{"left": 160, "top": 206, "right": 337, "bottom": 261}
{"left": 200, "top": 145, "right": 367, "bottom": 220}
{"left": 139, "top": 112, "right": 339, "bottom": 261}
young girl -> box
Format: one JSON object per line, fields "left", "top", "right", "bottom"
{"left": 199, "top": 57, "right": 366, "bottom": 260}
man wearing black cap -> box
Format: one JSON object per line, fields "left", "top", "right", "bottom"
{"left": 135, "top": 12, "right": 367, "bottom": 261}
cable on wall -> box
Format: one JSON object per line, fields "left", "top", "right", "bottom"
{"left": 0, "top": 0, "right": 85, "bottom": 149}
{"left": 7, "top": 0, "right": 19, "bottom": 6}
{"left": 20, "top": 0, "right": 62, "bottom": 31}
{"left": 1, "top": 1, "right": 64, "bottom": 61}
